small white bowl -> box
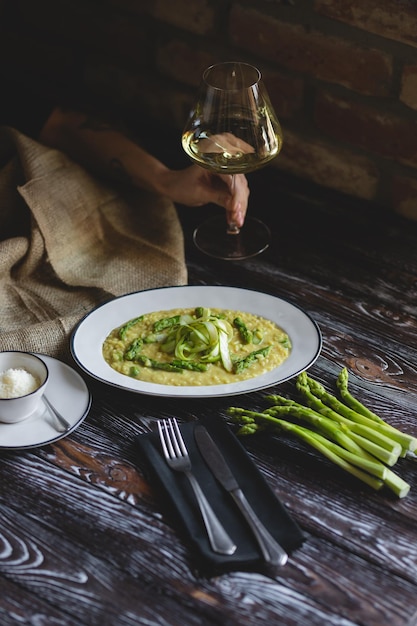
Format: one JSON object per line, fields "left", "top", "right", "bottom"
{"left": 0, "top": 351, "right": 49, "bottom": 423}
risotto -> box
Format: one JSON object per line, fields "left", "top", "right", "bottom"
{"left": 102, "top": 307, "right": 291, "bottom": 386}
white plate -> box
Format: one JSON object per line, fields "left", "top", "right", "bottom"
{"left": 71, "top": 286, "right": 322, "bottom": 398}
{"left": 0, "top": 354, "right": 91, "bottom": 450}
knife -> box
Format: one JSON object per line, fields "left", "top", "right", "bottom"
{"left": 194, "top": 425, "right": 288, "bottom": 567}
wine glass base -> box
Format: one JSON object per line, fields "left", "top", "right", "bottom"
{"left": 193, "top": 215, "right": 270, "bottom": 260}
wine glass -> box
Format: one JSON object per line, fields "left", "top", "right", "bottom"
{"left": 182, "top": 61, "right": 283, "bottom": 260}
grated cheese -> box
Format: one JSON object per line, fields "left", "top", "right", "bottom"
{"left": 0, "top": 368, "right": 40, "bottom": 399}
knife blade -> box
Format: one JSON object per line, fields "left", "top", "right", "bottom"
{"left": 194, "top": 424, "right": 288, "bottom": 567}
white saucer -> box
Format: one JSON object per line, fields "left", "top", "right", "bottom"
{"left": 0, "top": 354, "right": 91, "bottom": 450}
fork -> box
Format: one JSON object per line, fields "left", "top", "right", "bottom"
{"left": 158, "top": 418, "right": 236, "bottom": 555}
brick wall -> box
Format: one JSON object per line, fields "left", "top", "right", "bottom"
{"left": 1, "top": 0, "right": 417, "bottom": 219}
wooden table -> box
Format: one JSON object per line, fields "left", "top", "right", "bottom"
{"left": 2, "top": 170, "right": 417, "bottom": 626}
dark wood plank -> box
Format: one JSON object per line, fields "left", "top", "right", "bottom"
{"left": 2, "top": 170, "right": 417, "bottom": 625}
{"left": 2, "top": 433, "right": 417, "bottom": 626}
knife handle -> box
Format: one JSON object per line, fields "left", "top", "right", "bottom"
{"left": 232, "top": 488, "right": 288, "bottom": 567}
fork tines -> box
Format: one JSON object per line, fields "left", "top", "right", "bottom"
{"left": 158, "top": 418, "right": 187, "bottom": 459}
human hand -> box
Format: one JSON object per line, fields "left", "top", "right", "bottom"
{"left": 164, "top": 165, "right": 249, "bottom": 228}
{"left": 160, "top": 128, "right": 251, "bottom": 230}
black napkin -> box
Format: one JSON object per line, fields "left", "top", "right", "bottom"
{"left": 136, "top": 416, "right": 305, "bottom": 576}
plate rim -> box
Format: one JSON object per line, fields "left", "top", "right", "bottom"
{"left": 70, "top": 285, "right": 322, "bottom": 398}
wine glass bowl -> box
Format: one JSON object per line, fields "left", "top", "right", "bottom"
{"left": 182, "top": 61, "right": 283, "bottom": 259}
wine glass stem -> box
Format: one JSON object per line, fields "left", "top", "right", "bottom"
{"left": 226, "top": 174, "right": 240, "bottom": 235}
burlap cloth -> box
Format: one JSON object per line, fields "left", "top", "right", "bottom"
{"left": 0, "top": 127, "right": 188, "bottom": 363}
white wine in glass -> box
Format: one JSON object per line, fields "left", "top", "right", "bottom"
{"left": 182, "top": 61, "right": 283, "bottom": 260}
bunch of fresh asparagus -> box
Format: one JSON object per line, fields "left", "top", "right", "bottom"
{"left": 228, "top": 368, "right": 417, "bottom": 498}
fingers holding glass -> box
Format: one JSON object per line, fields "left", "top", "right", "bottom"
{"left": 182, "top": 61, "right": 282, "bottom": 259}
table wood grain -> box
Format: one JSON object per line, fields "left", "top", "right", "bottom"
{"left": 1, "top": 170, "right": 417, "bottom": 626}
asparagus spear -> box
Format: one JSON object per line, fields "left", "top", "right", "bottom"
{"left": 305, "top": 373, "right": 386, "bottom": 423}
{"left": 296, "top": 373, "right": 416, "bottom": 454}
{"left": 265, "top": 393, "right": 401, "bottom": 463}
{"left": 265, "top": 403, "right": 400, "bottom": 467}
{"left": 341, "top": 430, "right": 399, "bottom": 467}
{"left": 153, "top": 315, "right": 182, "bottom": 332}
{"left": 135, "top": 355, "right": 183, "bottom": 372}
{"left": 302, "top": 429, "right": 387, "bottom": 480}
{"left": 305, "top": 372, "right": 406, "bottom": 450}
{"left": 171, "top": 359, "right": 207, "bottom": 372}
{"left": 143, "top": 332, "right": 169, "bottom": 344}
{"left": 336, "top": 368, "right": 417, "bottom": 454}
{"left": 233, "top": 317, "right": 253, "bottom": 344}
{"left": 228, "top": 406, "right": 409, "bottom": 497}
{"left": 382, "top": 469, "right": 410, "bottom": 498}
{"left": 124, "top": 338, "right": 143, "bottom": 361}
{"left": 118, "top": 315, "right": 144, "bottom": 340}
{"left": 228, "top": 407, "right": 384, "bottom": 491}
{"left": 336, "top": 367, "right": 383, "bottom": 422}
{"left": 233, "top": 345, "right": 271, "bottom": 374}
